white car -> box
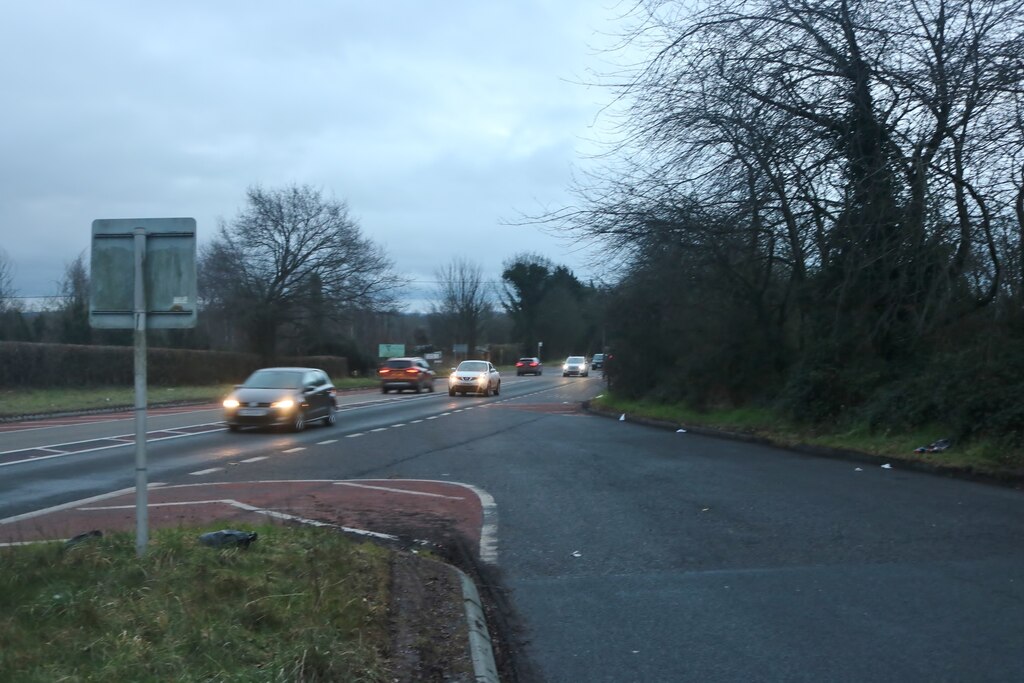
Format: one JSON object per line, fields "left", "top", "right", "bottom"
{"left": 448, "top": 360, "right": 501, "bottom": 396}
{"left": 562, "top": 356, "right": 589, "bottom": 377}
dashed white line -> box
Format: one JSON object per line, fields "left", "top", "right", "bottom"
{"left": 426, "top": 416, "right": 439, "bottom": 420}
{"left": 440, "top": 412, "right": 452, "bottom": 416}
{"left": 346, "top": 433, "right": 365, "bottom": 438}
{"left": 370, "top": 428, "right": 388, "bottom": 433}
{"left": 239, "top": 456, "right": 267, "bottom": 463}
{"left": 190, "top": 467, "right": 224, "bottom": 476}
{"left": 317, "top": 439, "right": 338, "bottom": 445}
{"left": 411, "top": 419, "right": 424, "bottom": 424}
{"left": 282, "top": 447, "right": 305, "bottom": 453}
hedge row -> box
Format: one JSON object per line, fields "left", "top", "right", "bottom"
{"left": 0, "top": 342, "right": 348, "bottom": 388}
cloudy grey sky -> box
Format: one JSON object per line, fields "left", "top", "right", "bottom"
{"left": 0, "top": 1, "right": 632, "bottom": 310}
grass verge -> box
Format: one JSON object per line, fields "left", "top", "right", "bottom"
{"left": 0, "top": 378, "right": 381, "bottom": 418}
{"left": 591, "top": 394, "right": 1024, "bottom": 478}
{"left": 0, "top": 525, "right": 392, "bottom": 682}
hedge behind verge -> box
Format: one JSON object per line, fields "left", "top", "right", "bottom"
{"left": 0, "top": 342, "right": 348, "bottom": 388}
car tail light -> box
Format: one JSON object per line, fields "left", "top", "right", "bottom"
{"left": 405, "top": 368, "right": 419, "bottom": 374}
{"left": 379, "top": 368, "right": 390, "bottom": 375}
{"left": 530, "top": 362, "right": 538, "bottom": 367}
{"left": 516, "top": 362, "right": 523, "bottom": 367}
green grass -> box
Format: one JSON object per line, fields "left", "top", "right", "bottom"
{"left": 0, "top": 378, "right": 381, "bottom": 418}
{"left": 0, "top": 525, "right": 392, "bottom": 682}
{"left": 592, "top": 394, "right": 1024, "bottom": 477}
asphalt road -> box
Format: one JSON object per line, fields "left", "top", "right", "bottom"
{"left": 2, "top": 373, "right": 1022, "bottom": 681}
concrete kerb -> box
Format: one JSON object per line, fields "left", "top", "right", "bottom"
{"left": 453, "top": 566, "right": 501, "bottom": 683}
{"left": 582, "top": 401, "right": 1024, "bottom": 489}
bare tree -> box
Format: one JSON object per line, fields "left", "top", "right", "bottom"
{"left": 0, "top": 249, "right": 15, "bottom": 312}
{"left": 55, "top": 252, "right": 91, "bottom": 344}
{"left": 200, "top": 184, "right": 403, "bottom": 358}
{"left": 431, "top": 258, "right": 492, "bottom": 358}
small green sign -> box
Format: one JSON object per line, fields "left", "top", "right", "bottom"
{"left": 378, "top": 344, "right": 405, "bottom": 358}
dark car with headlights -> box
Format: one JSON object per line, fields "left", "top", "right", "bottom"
{"left": 223, "top": 367, "right": 337, "bottom": 432}
{"left": 515, "top": 357, "right": 543, "bottom": 375}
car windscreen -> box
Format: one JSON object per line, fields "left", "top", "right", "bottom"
{"left": 242, "top": 370, "right": 302, "bottom": 389}
{"left": 567, "top": 357, "right": 584, "bottom": 363}
{"left": 385, "top": 360, "right": 413, "bottom": 368}
{"left": 457, "top": 361, "right": 488, "bottom": 372}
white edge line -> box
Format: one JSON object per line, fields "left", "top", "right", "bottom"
{"left": 189, "top": 468, "right": 224, "bottom": 476}
{"left": 0, "top": 483, "right": 166, "bottom": 526}
{"left": 333, "top": 481, "right": 466, "bottom": 500}
{"left": 0, "top": 428, "right": 226, "bottom": 468}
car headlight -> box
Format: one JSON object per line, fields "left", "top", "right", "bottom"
{"left": 271, "top": 398, "right": 295, "bottom": 410}
{"left": 223, "top": 398, "right": 239, "bottom": 409}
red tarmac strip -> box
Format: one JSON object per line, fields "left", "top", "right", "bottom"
{"left": 0, "top": 480, "right": 485, "bottom": 558}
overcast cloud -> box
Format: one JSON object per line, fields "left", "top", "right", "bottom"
{"left": 0, "top": 1, "right": 630, "bottom": 309}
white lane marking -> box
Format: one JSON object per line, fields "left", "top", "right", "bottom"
{"left": 390, "top": 423, "right": 406, "bottom": 428}
{"left": 453, "top": 409, "right": 464, "bottom": 413}
{"left": 240, "top": 456, "right": 268, "bottom": 463}
{"left": 0, "top": 483, "right": 165, "bottom": 526}
{"left": 411, "top": 419, "right": 424, "bottom": 424}
{"left": 79, "top": 499, "right": 398, "bottom": 541}
{"left": 316, "top": 439, "right": 337, "bottom": 445}
{"left": 190, "top": 468, "right": 224, "bottom": 476}
{"left": 426, "top": 416, "right": 439, "bottom": 420}
{"left": 282, "top": 447, "right": 305, "bottom": 453}
{"left": 346, "top": 433, "right": 365, "bottom": 438}
{"left": 333, "top": 481, "right": 466, "bottom": 500}
{"left": 0, "top": 425, "right": 226, "bottom": 468}
{"left": 370, "top": 428, "right": 388, "bottom": 433}
{"left": 440, "top": 412, "right": 451, "bottom": 416}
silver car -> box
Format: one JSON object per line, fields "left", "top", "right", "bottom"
{"left": 448, "top": 360, "right": 501, "bottom": 396}
{"left": 562, "top": 356, "right": 589, "bottom": 377}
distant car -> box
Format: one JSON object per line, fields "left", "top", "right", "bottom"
{"left": 515, "top": 357, "right": 543, "bottom": 376}
{"left": 223, "top": 367, "right": 337, "bottom": 432}
{"left": 448, "top": 360, "right": 501, "bottom": 396}
{"left": 590, "top": 353, "right": 605, "bottom": 370}
{"left": 379, "top": 357, "right": 436, "bottom": 393}
{"left": 562, "top": 356, "right": 589, "bottom": 377}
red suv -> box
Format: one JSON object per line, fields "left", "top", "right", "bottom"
{"left": 379, "top": 357, "right": 436, "bottom": 393}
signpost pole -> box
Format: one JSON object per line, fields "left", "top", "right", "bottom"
{"left": 133, "top": 227, "right": 149, "bottom": 557}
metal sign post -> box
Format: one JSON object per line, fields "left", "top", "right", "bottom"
{"left": 90, "top": 218, "right": 196, "bottom": 557}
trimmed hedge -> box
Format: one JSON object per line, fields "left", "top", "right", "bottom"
{"left": 0, "top": 342, "right": 348, "bottom": 388}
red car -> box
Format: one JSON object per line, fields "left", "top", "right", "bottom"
{"left": 379, "top": 357, "right": 436, "bottom": 393}
{"left": 515, "top": 357, "right": 543, "bottom": 376}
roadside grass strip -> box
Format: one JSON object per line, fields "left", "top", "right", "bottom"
{"left": 0, "top": 525, "right": 392, "bottom": 681}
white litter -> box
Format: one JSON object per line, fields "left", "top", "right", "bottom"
{"left": 619, "top": 414, "right": 625, "bottom": 421}
{"left": 854, "top": 467, "right": 863, "bottom": 472}
{"left": 571, "top": 550, "right": 582, "bottom": 558}
{"left": 881, "top": 463, "right": 892, "bottom": 469}
{"left": 677, "top": 429, "right": 687, "bottom": 433}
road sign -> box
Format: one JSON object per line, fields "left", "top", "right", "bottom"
{"left": 90, "top": 217, "right": 197, "bottom": 329}
{"left": 379, "top": 344, "right": 405, "bottom": 358}
{"left": 88, "top": 217, "right": 197, "bottom": 557}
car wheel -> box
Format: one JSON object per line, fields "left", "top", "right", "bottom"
{"left": 563, "top": 373, "right": 568, "bottom": 377}
{"left": 494, "top": 381, "right": 500, "bottom": 395}
{"left": 415, "top": 382, "right": 422, "bottom": 394}
{"left": 429, "top": 381, "right": 435, "bottom": 392}
{"left": 291, "top": 410, "right": 306, "bottom": 432}
{"left": 449, "top": 388, "right": 456, "bottom": 396}
{"left": 459, "top": 391, "right": 466, "bottom": 396}
{"left": 381, "top": 386, "right": 388, "bottom": 394}
{"left": 227, "top": 423, "right": 239, "bottom": 432}
{"left": 323, "top": 408, "right": 336, "bottom": 427}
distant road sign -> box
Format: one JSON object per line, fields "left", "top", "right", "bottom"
{"left": 452, "top": 344, "right": 468, "bottom": 354}
{"left": 425, "top": 352, "right": 442, "bottom": 361}
{"left": 379, "top": 344, "right": 405, "bottom": 358}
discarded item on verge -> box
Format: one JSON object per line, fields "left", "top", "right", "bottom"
{"left": 855, "top": 468, "right": 863, "bottom": 472}
{"left": 677, "top": 429, "right": 687, "bottom": 433}
{"left": 571, "top": 550, "right": 582, "bottom": 558}
{"left": 65, "top": 530, "right": 103, "bottom": 548}
{"left": 619, "top": 414, "right": 625, "bottom": 421}
{"left": 881, "top": 464, "right": 893, "bottom": 469}
{"left": 199, "top": 529, "right": 258, "bottom": 548}
{"left": 914, "top": 438, "right": 952, "bottom": 454}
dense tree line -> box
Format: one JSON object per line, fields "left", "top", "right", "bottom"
{"left": 563, "top": 0, "right": 1024, "bottom": 444}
